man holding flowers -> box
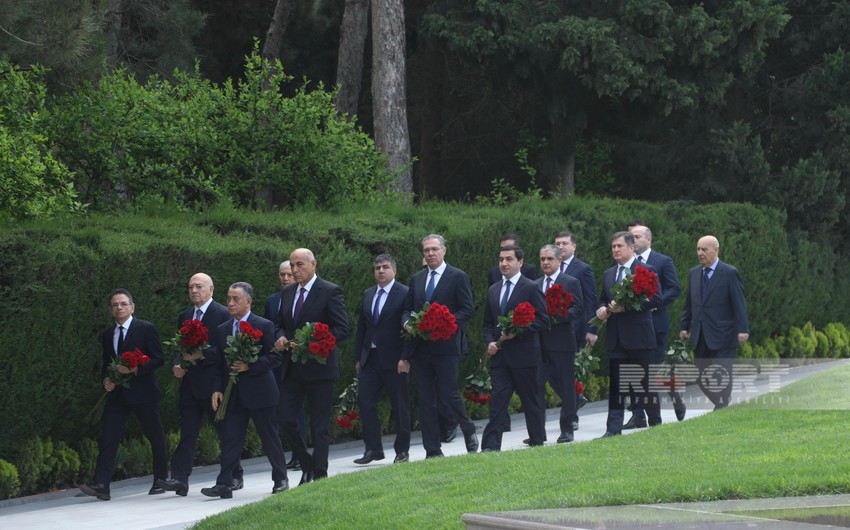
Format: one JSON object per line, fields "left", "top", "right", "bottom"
{"left": 201, "top": 282, "right": 288, "bottom": 498}
{"left": 80, "top": 289, "right": 168, "bottom": 501}
{"left": 594, "top": 232, "right": 663, "bottom": 437}
{"left": 481, "top": 246, "right": 549, "bottom": 451}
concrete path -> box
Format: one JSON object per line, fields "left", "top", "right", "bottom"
{"left": 0, "top": 358, "right": 844, "bottom": 530}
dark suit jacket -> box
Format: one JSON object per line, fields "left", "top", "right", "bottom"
{"left": 212, "top": 312, "right": 281, "bottom": 410}
{"left": 564, "top": 257, "right": 599, "bottom": 338}
{"left": 100, "top": 317, "right": 164, "bottom": 405}
{"left": 599, "top": 261, "right": 662, "bottom": 358}
{"left": 354, "top": 281, "right": 410, "bottom": 370}
{"left": 403, "top": 263, "right": 475, "bottom": 359}
{"left": 264, "top": 290, "right": 284, "bottom": 326}
{"left": 644, "top": 250, "right": 680, "bottom": 334}
{"left": 483, "top": 275, "right": 548, "bottom": 368}
{"left": 176, "top": 300, "right": 230, "bottom": 401}
{"left": 276, "top": 276, "right": 351, "bottom": 381}
{"left": 487, "top": 262, "right": 539, "bottom": 286}
{"left": 680, "top": 260, "right": 749, "bottom": 352}
{"left": 536, "top": 273, "right": 584, "bottom": 354}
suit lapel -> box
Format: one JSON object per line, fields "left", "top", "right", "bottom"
{"left": 365, "top": 285, "right": 378, "bottom": 323}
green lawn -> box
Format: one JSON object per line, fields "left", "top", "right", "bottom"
{"left": 194, "top": 363, "right": 850, "bottom": 529}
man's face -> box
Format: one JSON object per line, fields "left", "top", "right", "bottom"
{"left": 611, "top": 236, "right": 634, "bottom": 265}
{"left": 374, "top": 260, "right": 396, "bottom": 288}
{"left": 629, "top": 225, "right": 651, "bottom": 254}
{"left": 555, "top": 236, "right": 576, "bottom": 260}
{"left": 697, "top": 237, "right": 719, "bottom": 267}
{"left": 290, "top": 250, "right": 317, "bottom": 286}
{"left": 110, "top": 294, "right": 135, "bottom": 324}
{"left": 188, "top": 274, "right": 214, "bottom": 306}
{"left": 422, "top": 238, "right": 446, "bottom": 269}
{"left": 278, "top": 265, "right": 295, "bottom": 288}
{"left": 499, "top": 249, "right": 523, "bottom": 278}
{"left": 540, "top": 249, "right": 560, "bottom": 276}
{"left": 226, "top": 287, "right": 251, "bottom": 319}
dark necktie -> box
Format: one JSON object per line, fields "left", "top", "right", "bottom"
{"left": 372, "top": 288, "right": 385, "bottom": 323}
{"left": 701, "top": 268, "right": 711, "bottom": 302}
{"left": 637, "top": 255, "right": 644, "bottom": 264}
{"left": 195, "top": 307, "right": 203, "bottom": 320}
{"left": 545, "top": 277, "right": 552, "bottom": 293}
{"left": 500, "top": 279, "right": 512, "bottom": 316}
{"left": 293, "top": 287, "right": 306, "bottom": 322}
{"left": 560, "top": 261, "right": 567, "bottom": 275}
{"left": 616, "top": 265, "right": 625, "bottom": 283}
{"left": 425, "top": 270, "right": 437, "bottom": 302}
{"left": 116, "top": 325, "right": 125, "bottom": 355}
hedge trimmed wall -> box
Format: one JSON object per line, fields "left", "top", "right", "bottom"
{"left": 0, "top": 197, "right": 847, "bottom": 460}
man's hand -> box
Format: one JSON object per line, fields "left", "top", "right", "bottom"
{"left": 173, "top": 365, "right": 187, "bottom": 379}
{"left": 211, "top": 391, "right": 223, "bottom": 412}
{"left": 680, "top": 330, "right": 690, "bottom": 340}
{"left": 608, "top": 301, "right": 623, "bottom": 313}
{"left": 487, "top": 342, "right": 499, "bottom": 355}
{"left": 738, "top": 333, "right": 749, "bottom": 343}
{"left": 595, "top": 306, "right": 610, "bottom": 321}
{"left": 182, "top": 351, "right": 203, "bottom": 363}
{"left": 586, "top": 333, "right": 598, "bottom": 346}
{"left": 274, "top": 336, "right": 289, "bottom": 351}
{"left": 398, "top": 360, "right": 410, "bottom": 374}
{"left": 103, "top": 377, "right": 115, "bottom": 392}
{"left": 355, "top": 361, "right": 361, "bottom": 376}
{"left": 231, "top": 361, "right": 249, "bottom": 373}
{"left": 115, "top": 364, "right": 136, "bottom": 375}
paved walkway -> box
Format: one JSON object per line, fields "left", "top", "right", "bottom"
{"left": 0, "top": 358, "right": 845, "bottom": 530}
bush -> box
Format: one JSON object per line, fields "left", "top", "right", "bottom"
{"left": 76, "top": 438, "right": 98, "bottom": 484}
{"left": 39, "top": 438, "right": 80, "bottom": 490}
{"left": 116, "top": 438, "right": 152, "bottom": 478}
{"left": 242, "top": 422, "right": 263, "bottom": 459}
{"left": 15, "top": 437, "right": 43, "bottom": 494}
{"left": 196, "top": 423, "right": 221, "bottom": 466}
{"left": 0, "top": 459, "right": 20, "bottom": 500}
{"left": 824, "top": 323, "right": 850, "bottom": 357}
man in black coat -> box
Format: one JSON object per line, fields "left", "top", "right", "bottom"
{"left": 275, "top": 248, "right": 350, "bottom": 482}
{"left": 80, "top": 289, "right": 168, "bottom": 501}
{"left": 486, "top": 233, "right": 539, "bottom": 286}
{"left": 353, "top": 254, "right": 411, "bottom": 464}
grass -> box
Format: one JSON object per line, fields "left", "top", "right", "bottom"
{"left": 193, "top": 363, "right": 850, "bottom": 529}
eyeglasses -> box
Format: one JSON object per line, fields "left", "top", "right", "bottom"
{"left": 110, "top": 302, "right": 131, "bottom": 308}
{"left": 422, "top": 247, "right": 443, "bottom": 254}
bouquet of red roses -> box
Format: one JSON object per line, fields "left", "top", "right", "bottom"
{"left": 574, "top": 342, "right": 600, "bottom": 391}
{"left": 463, "top": 360, "right": 492, "bottom": 405}
{"left": 589, "top": 264, "right": 659, "bottom": 329}
{"left": 215, "top": 321, "right": 262, "bottom": 421}
{"left": 86, "top": 348, "right": 151, "bottom": 424}
{"left": 164, "top": 319, "right": 209, "bottom": 395}
{"left": 496, "top": 301, "right": 536, "bottom": 348}
{"left": 289, "top": 322, "right": 337, "bottom": 365}
{"left": 403, "top": 302, "right": 458, "bottom": 341}
{"left": 333, "top": 378, "right": 361, "bottom": 434}
{"left": 545, "top": 283, "right": 574, "bottom": 327}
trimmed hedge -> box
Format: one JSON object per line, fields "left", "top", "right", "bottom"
{"left": 0, "top": 197, "right": 848, "bottom": 465}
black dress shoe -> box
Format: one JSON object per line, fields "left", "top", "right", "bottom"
{"left": 156, "top": 478, "right": 188, "bottom": 497}
{"left": 80, "top": 482, "right": 110, "bottom": 501}
{"left": 299, "top": 471, "right": 314, "bottom": 485}
{"left": 464, "top": 432, "right": 479, "bottom": 453}
{"left": 201, "top": 484, "right": 233, "bottom": 499}
{"left": 286, "top": 455, "right": 301, "bottom": 470}
{"left": 576, "top": 393, "right": 588, "bottom": 409}
{"left": 441, "top": 428, "right": 457, "bottom": 443}
{"left": 599, "top": 431, "right": 621, "bottom": 438}
{"left": 393, "top": 452, "right": 409, "bottom": 463}
{"left": 272, "top": 479, "right": 289, "bottom": 494}
{"left": 522, "top": 437, "right": 531, "bottom": 445}
{"left": 557, "top": 432, "right": 574, "bottom": 443}
{"left": 353, "top": 450, "right": 385, "bottom": 465}
{"left": 231, "top": 477, "right": 244, "bottom": 490}
{"left": 425, "top": 452, "right": 444, "bottom": 459}
{"left": 675, "top": 402, "right": 687, "bottom": 421}
{"left": 623, "top": 414, "right": 648, "bottom": 430}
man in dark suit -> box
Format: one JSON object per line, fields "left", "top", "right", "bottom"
{"left": 536, "top": 244, "right": 584, "bottom": 443}
{"left": 274, "top": 248, "right": 350, "bottom": 482}
{"left": 623, "top": 223, "right": 682, "bottom": 428}
{"left": 403, "top": 234, "right": 478, "bottom": 458}
{"left": 680, "top": 235, "right": 749, "bottom": 409}
{"left": 555, "top": 230, "right": 598, "bottom": 426}
{"left": 158, "top": 273, "right": 242, "bottom": 497}
{"left": 481, "top": 246, "right": 549, "bottom": 451}
{"left": 353, "top": 254, "right": 411, "bottom": 464}
{"left": 486, "top": 233, "right": 539, "bottom": 286}
{"left": 595, "top": 232, "right": 662, "bottom": 437}
{"left": 201, "top": 282, "right": 288, "bottom": 498}
{"left": 80, "top": 289, "right": 168, "bottom": 501}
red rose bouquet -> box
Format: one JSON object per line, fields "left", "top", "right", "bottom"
{"left": 164, "top": 319, "right": 209, "bottom": 395}
{"left": 545, "top": 283, "right": 574, "bottom": 327}
{"left": 589, "top": 264, "right": 659, "bottom": 329}
{"left": 333, "top": 378, "right": 361, "bottom": 435}
{"left": 403, "top": 302, "right": 458, "bottom": 341}
{"left": 496, "top": 301, "right": 536, "bottom": 348}
{"left": 86, "top": 348, "right": 151, "bottom": 424}
{"left": 215, "top": 321, "right": 262, "bottom": 421}
{"left": 289, "top": 322, "right": 337, "bottom": 365}
{"left": 574, "top": 342, "right": 600, "bottom": 391}
{"left": 463, "top": 360, "right": 492, "bottom": 405}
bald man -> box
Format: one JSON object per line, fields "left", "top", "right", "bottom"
{"left": 680, "top": 236, "right": 749, "bottom": 409}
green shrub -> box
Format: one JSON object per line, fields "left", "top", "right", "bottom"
{"left": 824, "top": 323, "right": 850, "bottom": 357}
{"left": 242, "top": 422, "right": 263, "bottom": 459}
{"left": 76, "top": 438, "right": 98, "bottom": 483}
{"left": 166, "top": 431, "right": 180, "bottom": 455}
{"left": 196, "top": 423, "right": 221, "bottom": 466}
{"left": 15, "top": 437, "right": 43, "bottom": 494}
{"left": 0, "top": 458, "right": 20, "bottom": 500}
{"left": 39, "top": 438, "right": 80, "bottom": 490}
{"left": 116, "top": 438, "right": 152, "bottom": 478}
{"left": 787, "top": 325, "right": 816, "bottom": 358}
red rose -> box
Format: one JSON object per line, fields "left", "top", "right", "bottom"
{"left": 632, "top": 265, "right": 659, "bottom": 299}
{"left": 511, "top": 302, "right": 536, "bottom": 328}
{"left": 575, "top": 380, "right": 584, "bottom": 394}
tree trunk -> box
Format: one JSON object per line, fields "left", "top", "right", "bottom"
{"left": 371, "top": 0, "right": 413, "bottom": 195}
{"left": 335, "top": 0, "right": 370, "bottom": 117}
{"left": 262, "top": 0, "right": 295, "bottom": 63}
{"left": 107, "top": 0, "right": 122, "bottom": 69}
{"left": 552, "top": 109, "right": 581, "bottom": 198}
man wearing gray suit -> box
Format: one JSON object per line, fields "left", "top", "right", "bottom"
{"left": 680, "top": 235, "right": 749, "bottom": 409}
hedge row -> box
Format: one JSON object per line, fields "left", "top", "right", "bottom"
{"left": 0, "top": 197, "right": 848, "bottom": 465}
